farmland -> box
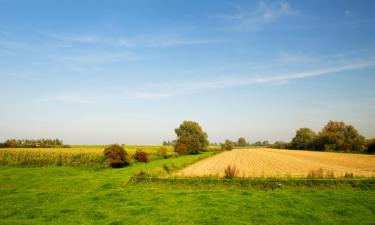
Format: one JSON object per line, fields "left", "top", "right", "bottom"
{"left": 1, "top": 152, "right": 375, "bottom": 225}
{"left": 177, "top": 148, "right": 375, "bottom": 178}
{"left": 0, "top": 145, "right": 175, "bottom": 168}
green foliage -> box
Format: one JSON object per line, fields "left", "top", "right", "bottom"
{"left": 221, "top": 140, "right": 234, "bottom": 151}
{"left": 162, "top": 140, "right": 176, "bottom": 146}
{"left": 315, "top": 121, "right": 366, "bottom": 152}
{"left": 174, "top": 121, "right": 209, "bottom": 155}
{"left": 251, "top": 140, "right": 270, "bottom": 146}
{"left": 288, "top": 121, "right": 367, "bottom": 153}
{"left": 270, "top": 141, "right": 290, "bottom": 149}
{"left": 365, "top": 139, "right": 375, "bottom": 154}
{"left": 103, "top": 144, "right": 129, "bottom": 168}
{"left": 237, "top": 137, "right": 248, "bottom": 147}
{"left": 157, "top": 147, "right": 169, "bottom": 158}
{"left": 134, "top": 149, "right": 149, "bottom": 162}
{"left": 290, "top": 128, "right": 316, "bottom": 150}
{"left": 2, "top": 138, "right": 69, "bottom": 148}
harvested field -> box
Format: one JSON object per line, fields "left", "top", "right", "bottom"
{"left": 176, "top": 148, "right": 375, "bottom": 178}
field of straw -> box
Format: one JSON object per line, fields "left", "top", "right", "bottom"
{"left": 177, "top": 148, "right": 375, "bottom": 178}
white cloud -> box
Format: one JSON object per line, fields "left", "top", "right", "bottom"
{"left": 221, "top": 1, "right": 298, "bottom": 30}
{"left": 131, "top": 59, "right": 375, "bottom": 100}
{"left": 118, "top": 36, "right": 217, "bottom": 48}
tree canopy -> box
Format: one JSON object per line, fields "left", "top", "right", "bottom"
{"left": 174, "top": 121, "right": 208, "bottom": 155}
{"left": 290, "top": 128, "right": 316, "bottom": 150}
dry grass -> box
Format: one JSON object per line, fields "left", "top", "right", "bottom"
{"left": 176, "top": 148, "right": 375, "bottom": 178}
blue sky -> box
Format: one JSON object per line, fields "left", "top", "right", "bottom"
{"left": 1, "top": 0, "right": 375, "bottom": 144}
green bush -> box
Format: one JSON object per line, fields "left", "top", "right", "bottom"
{"left": 221, "top": 140, "right": 234, "bottom": 151}
{"left": 157, "top": 147, "right": 168, "bottom": 158}
{"left": 103, "top": 144, "right": 129, "bottom": 168}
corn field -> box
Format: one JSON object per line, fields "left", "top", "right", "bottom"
{"left": 0, "top": 146, "right": 177, "bottom": 168}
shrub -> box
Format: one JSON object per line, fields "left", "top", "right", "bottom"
{"left": 163, "top": 164, "right": 170, "bottom": 173}
{"left": 307, "top": 168, "right": 324, "bottom": 178}
{"left": 157, "top": 147, "right": 168, "bottom": 158}
{"left": 221, "top": 140, "right": 234, "bottom": 151}
{"left": 224, "top": 165, "right": 237, "bottom": 178}
{"left": 344, "top": 172, "right": 354, "bottom": 178}
{"left": 103, "top": 144, "right": 129, "bottom": 168}
{"left": 134, "top": 149, "right": 149, "bottom": 162}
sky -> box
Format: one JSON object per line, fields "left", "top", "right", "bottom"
{"left": 0, "top": 0, "right": 375, "bottom": 145}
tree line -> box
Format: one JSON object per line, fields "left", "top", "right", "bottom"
{"left": 0, "top": 139, "right": 69, "bottom": 148}
{"left": 167, "top": 120, "right": 374, "bottom": 155}
{"left": 273, "top": 120, "right": 374, "bottom": 154}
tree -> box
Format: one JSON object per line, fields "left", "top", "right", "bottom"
{"left": 237, "top": 137, "right": 247, "bottom": 147}
{"left": 272, "top": 141, "right": 290, "bottom": 149}
{"left": 315, "top": 121, "right": 366, "bottom": 152}
{"left": 174, "top": 121, "right": 208, "bottom": 155}
{"left": 290, "top": 128, "right": 316, "bottom": 150}
{"left": 221, "top": 140, "right": 234, "bottom": 151}
{"left": 366, "top": 139, "right": 375, "bottom": 154}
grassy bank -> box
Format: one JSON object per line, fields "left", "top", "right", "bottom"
{"left": 1, "top": 152, "right": 374, "bottom": 225}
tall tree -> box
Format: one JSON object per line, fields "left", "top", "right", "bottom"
{"left": 174, "top": 121, "right": 208, "bottom": 155}
{"left": 237, "top": 137, "right": 247, "bottom": 147}
{"left": 315, "top": 121, "right": 366, "bottom": 152}
{"left": 290, "top": 128, "right": 316, "bottom": 150}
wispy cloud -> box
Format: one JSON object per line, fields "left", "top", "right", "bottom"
{"left": 44, "top": 33, "right": 100, "bottom": 44}
{"left": 0, "top": 40, "right": 28, "bottom": 49}
{"left": 131, "top": 59, "right": 375, "bottom": 100}
{"left": 41, "top": 94, "right": 94, "bottom": 104}
{"left": 118, "top": 36, "right": 218, "bottom": 48}
{"left": 221, "top": 1, "right": 298, "bottom": 30}
{"left": 63, "top": 52, "right": 142, "bottom": 63}
{"left": 45, "top": 32, "right": 216, "bottom": 48}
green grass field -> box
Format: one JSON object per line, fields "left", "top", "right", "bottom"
{"left": 1, "top": 152, "right": 374, "bottom": 225}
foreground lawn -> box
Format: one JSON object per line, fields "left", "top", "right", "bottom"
{"left": 0, "top": 154, "right": 374, "bottom": 225}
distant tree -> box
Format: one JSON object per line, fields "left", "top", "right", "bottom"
{"left": 2, "top": 138, "right": 68, "bottom": 148}
{"left": 290, "top": 128, "right": 316, "bottom": 150}
{"left": 314, "top": 121, "right": 366, "bottom": 152}
{"left": 162, "top": 140, "right": 176, "bottom": 146}
{"left": 237, "top": 137, "right": 247, "bottom": 147}
{"left": 174, "top": 121, "right": 208, "bottom": 155}
{"left": 366, "top": 139, "right": 375, "bottom": 154}
{"left": 221, "top": 140, "right": 234, "bottom": 151}
{"left": 271, "top": 141, "right": 290, "bottom": 149}
{"left": 262, "top": 140, "right": 269, "bottom": 146}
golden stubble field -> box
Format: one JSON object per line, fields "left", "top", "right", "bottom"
{"left": 176, "top": 148, "right": 375, "bottom": 178}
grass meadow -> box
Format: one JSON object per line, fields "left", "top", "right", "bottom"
{"left": 0, "top": 150, "right": 374, "bottom": 225}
